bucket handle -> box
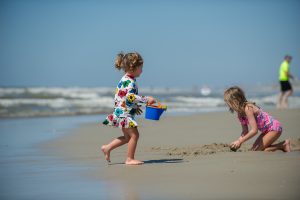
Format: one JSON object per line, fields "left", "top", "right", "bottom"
{"left": 147, "top": 101, "right": 167, "bottom": 110}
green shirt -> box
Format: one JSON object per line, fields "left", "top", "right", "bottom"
{"left": 279, "top": 60, "right": 289, "bottom": 81}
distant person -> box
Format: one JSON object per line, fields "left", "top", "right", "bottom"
{"left": 277, "top": 55, "right": 294, "bottom": 109}
{"left": 224, "top": 86, "right": 291, "bottom": 152}
{"left": 101, "top": 52, "right": 156, "bottom": 165}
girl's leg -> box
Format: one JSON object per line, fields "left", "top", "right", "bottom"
{"left": 123, "top": 127, "right": 144, "bottom": 165}
{"left": 101, "top": 129, "right": 130, "bottom": 162}
{"left": 264, "top": 140, "right": 291, "bottom": 152}
{"left": 251, "top": 131, "right": 291, "bottom": 152}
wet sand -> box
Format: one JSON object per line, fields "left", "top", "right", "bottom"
{"left": 43, "top": 109, "right": 300, "bottom": 199}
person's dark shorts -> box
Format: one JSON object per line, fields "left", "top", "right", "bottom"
{"left": 280, "top": 81, "right": 292, "bottom": 92}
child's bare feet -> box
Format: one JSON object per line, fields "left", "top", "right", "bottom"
{"left": 125, "top": 158, "right": 144, "bottom": 165}
{"left": 101, "top": 145, "right": 111, "bottom": 162}
{"left": 283, "top": 139, "right": 291, "bottom": 152}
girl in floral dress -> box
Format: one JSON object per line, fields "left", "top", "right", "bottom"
{"left": 102, "top": 52, "right": 156, "bottom": 165}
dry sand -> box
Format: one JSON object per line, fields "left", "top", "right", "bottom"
{"left": 42, "top": 109, "right": 300, "bottom": 200}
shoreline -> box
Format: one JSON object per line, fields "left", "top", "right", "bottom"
{"left": 42, "top": 109, "right": 300, "bottom": 199}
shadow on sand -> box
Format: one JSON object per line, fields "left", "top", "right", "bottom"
{"left": 143, "top": 158, "right": 184, "bottom": 164}
{"left": 108, "top": 158, "right": 184, "bottom": 166}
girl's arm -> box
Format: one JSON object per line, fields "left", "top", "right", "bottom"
{"left": 125, "top": 82, "right": 156, "bottom": 105}
{"left": 239, "top": 106, "right": 258, "bottom": 144}
{"left": 126, "top": 92, "right": 148, "bottom": 104}
{"left": 231, "top": 106, "right": 257, "bottom": 149}
{"left": 239, "top": 124, "right": 248, "bottom": 140}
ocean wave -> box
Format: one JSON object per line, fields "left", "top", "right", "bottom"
{"left": 1, "top": 87, "right": 300, "bottom": 118}
{"left": 172, "top": 96, "right": 225, "bottom": 107}
{"left": 249, "top": 94, "right": 300, "bottom": 108}
{"left": 0, "top": 97, "right": 113, "bottom": 108}
{"left": 0, "top": 87, "right": 114, "bottom": 99}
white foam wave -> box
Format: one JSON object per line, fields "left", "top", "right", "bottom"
{"left": 0, "top": 97, "right": 114, "bottom": 108}
{"left": 172, "top": 96, "right": 225, "bottom": 107}
{"left": 0, "top": 87, "right": 115, "bottom": 99}
{"left": 1, "top": 87, "right": 300, "bottom": 117}
{"left": 250, "top": 94, "right": 300, "bottom": 108}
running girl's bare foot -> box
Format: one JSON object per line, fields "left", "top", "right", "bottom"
{"left": 125, "top": 159, "right": 144, "bottom": 165}
{"left": 101, "top": 145, "right": 111, "bottom": 162}
{"left": 283, "top": 139, "right": 291, "bottom": 152}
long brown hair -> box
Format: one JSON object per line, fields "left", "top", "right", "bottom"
{"left": 224, "top": 86, "right": 255, "bottom": 116}
{"left": 114, "top": 52, "right": 143, "bottom": 72}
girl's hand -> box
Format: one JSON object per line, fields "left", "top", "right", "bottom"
{"left": 230, "top": 139, "right": 241, "bottom": 150}
{"left": 147, "top": 96, "right": 156, "bottom": 105}
{"left": 136, "top": 106, "right": 143, "bottom": 115}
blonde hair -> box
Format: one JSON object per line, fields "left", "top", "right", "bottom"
{"left": 114, "top": 52, "right": 143, "bottom": 72}
{"left": 223, "top": 86, "right": 255, "bottom": 116}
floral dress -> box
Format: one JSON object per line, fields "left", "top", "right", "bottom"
{"left": 103, "top": 74, "right": 148, "bottom": 128}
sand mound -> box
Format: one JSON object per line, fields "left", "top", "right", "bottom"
{"left": 148, "top": 143, "right": 252, "bottom": 157}
{"left": 148, "top": 138, "right": 300, "bottom": 157}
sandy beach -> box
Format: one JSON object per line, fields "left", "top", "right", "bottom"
{"left": 43, "top": 109, "right": 300, "bottom": 200}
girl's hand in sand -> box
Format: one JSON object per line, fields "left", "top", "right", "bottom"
{"left": 147, "top": 96, "right": 156, "bottom": 105}
{"left": 230, "top": 139, "right": 241, "bottom": 150}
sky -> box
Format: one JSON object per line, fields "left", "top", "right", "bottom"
{"left": 0, "top": 0, "right": 299, "bottom": 88}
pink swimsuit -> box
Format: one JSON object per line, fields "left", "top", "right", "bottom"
{"left": 238, "top": 109, "right": 282, "bottom": 134}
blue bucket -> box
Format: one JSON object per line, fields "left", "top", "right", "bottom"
{"left": 145, "top": 105, "right": 166, "bottom": 120}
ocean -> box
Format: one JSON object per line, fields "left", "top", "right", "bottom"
{"left": 1, "top": 85, "right": 300, "bottom": 199}
{"left": 0, "top": 115, "right": 119, "bottom": 200}
{"left": 1, "top": 85, "right": 300, "bottom": 118}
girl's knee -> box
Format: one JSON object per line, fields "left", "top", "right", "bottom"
{"left": 129, "top": 128, "right": 139, "bottom": 138}
{"left": 131, "top": 132, "right": 139, "bottom": 140}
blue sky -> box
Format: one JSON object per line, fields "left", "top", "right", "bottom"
{"left": 0, "top": 0, "right": 299, "bottom": 88}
